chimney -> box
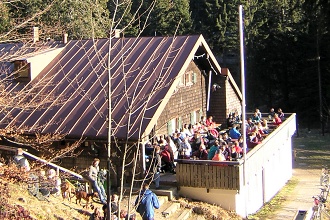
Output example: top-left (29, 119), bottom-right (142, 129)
top-left (33, 27), bottom-right (39, 43)
top-left (62, 33), bottom-right (68, 44)
top-left (114, 29), bottom-right (121, 38)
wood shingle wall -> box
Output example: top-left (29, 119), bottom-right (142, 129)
top-left (155, 61), bottom-right (207, 135)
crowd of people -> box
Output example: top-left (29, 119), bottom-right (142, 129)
top-left (144, 107), bottom-right (286, 180)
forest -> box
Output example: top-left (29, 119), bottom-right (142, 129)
top-left (0, 0), bottom-right (329, 129)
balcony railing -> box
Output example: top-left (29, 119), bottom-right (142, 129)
top-left (176, 160), bottom-right (241, 190)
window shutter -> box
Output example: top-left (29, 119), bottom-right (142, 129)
top-left (178, 117), bottom-right (182, 130)
top-left (167, 120), bottom-right (172, 135)
top-left (190, 112), bottom-right (196, 125)
top-left (198, 109), bottom-right (203, 122)
top-left (192, 72), bottom-right (197, 83)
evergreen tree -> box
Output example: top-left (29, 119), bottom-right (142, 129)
top-left (108, 0), bottom-right (139, 36)
top-left (137, 0), bottom-right (192, 36)
top-left (190, 1), bottom-right (260, 76)
top-left (295, 0), bottom-right (330, 127)
top-left (42, 0), bottom-right (111, 39)
top-left (168, 0), bottom-right (193, 35)
top-left (2, 0), bottom-right (111, 41)
top-left (244, 0), bottom-right (306, 111)
top-left (0, 2), bottom-right (11, 37)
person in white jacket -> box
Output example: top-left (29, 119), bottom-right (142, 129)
top-left (89, 158), bottom-right (106, 204)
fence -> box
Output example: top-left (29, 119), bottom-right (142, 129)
top-left (176, 160), bottom-right (241, 190)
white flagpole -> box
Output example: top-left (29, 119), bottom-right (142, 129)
top-left (239, 5), bottom-right (247, 180)
top-left (239, 5), bottom-right (248, 217)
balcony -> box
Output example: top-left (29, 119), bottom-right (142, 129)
top-left (175, 113), bottom-right (296, 217)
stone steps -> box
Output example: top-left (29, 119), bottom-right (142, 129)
top-left (160, 202), bottom-right (180, 217)
top-left (170, 207), bottom-right (192, 220)
top-left (121, 172), bottom-right (195, 219)
top-left (186, 213), bottom-right (207, 220)
top-left (120, 192), bottom-right (195, 220)
top-left (153, 201), bottom-right (192, 220)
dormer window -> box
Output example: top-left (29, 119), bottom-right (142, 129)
top-left (13, 60), bottom-right (30, 81)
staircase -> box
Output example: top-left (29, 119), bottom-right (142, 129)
top-left (146, 173), bottom-right (207, 220)
top-left (151, 173), bottom-right (211, 219)
top-left (122, 172), bottom-right (203, 219)
top-left (153, 195), bottom-right (191, 220)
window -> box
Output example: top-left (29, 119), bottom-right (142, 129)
top-left (185, 71), bottom-right (193, 86)
top-left (197, 109), bottom-right (203, 122)
top-left (185, 71), bottom-right (191, 85)
top-left (178, 73), bottom-right (185, 87)
top-left (13, 60), bottom-right (30, 81)
top-left (176, 71), bottom-right (197, 89)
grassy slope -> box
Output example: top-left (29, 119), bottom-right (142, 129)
top-left (6, 181), bottom-right (96, 220)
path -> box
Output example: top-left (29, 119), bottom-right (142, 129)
top-left (273, 134), bottom-right (326, 220)
top-left (273, 167), bottom-right (320, 219)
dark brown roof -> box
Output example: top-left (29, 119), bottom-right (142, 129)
top-left (0, 35), bottom-right (224, 140)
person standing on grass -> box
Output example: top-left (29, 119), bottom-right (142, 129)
top-left (135, 183), bottom-right (160, 220)
top-left (97, 169), bottom-right (107, 200)
top-left (89, 158), bottom-right (106, 204)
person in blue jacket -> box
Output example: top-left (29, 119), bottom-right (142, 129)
top-left (229, 125), bottom-right (241, 139)
top-left (135, 183), bottom-right (160, 220)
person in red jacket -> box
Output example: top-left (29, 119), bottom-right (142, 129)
top-left (205, 116), bottom-right (219, 138)
top-left (232, 141), bottom-right (242, 157)
top-left (273, 113), bottom-right (282, 126)
top-left (159, 145), bottom-right (174, 173)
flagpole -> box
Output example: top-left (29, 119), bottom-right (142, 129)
top-left (239, 5), bottom-right (246, 179)
top-left (239, 5), bottom-right (248, 217)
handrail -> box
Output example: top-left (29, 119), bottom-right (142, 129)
top-left (244, 113), bottom-right (296, 159)
top-left (0, 145), bottom-right (83, 179)
top-left (175, 159), bottom-right (241, 166)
